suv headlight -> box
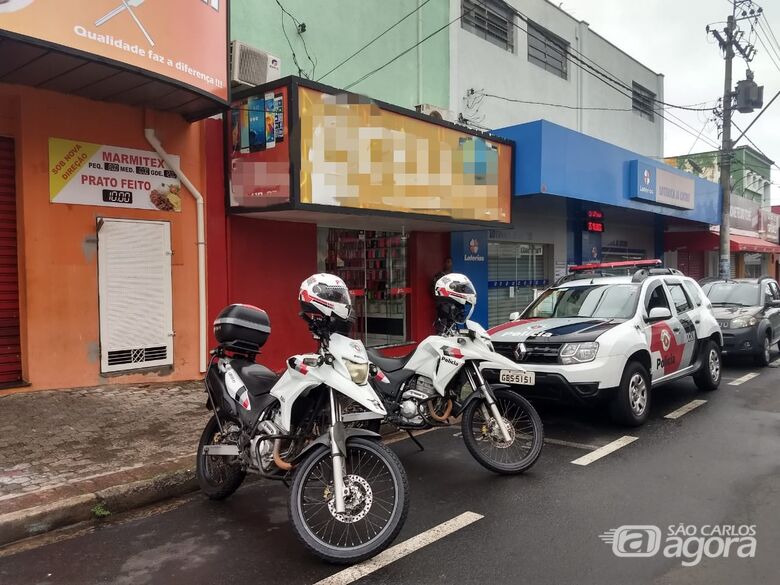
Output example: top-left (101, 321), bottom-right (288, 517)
top-left (730, 316), bottom-right (758, 329)
top-left (344, 360), bottom-right (369, 385)
top-left (560, 342), bottom-right (599, 364)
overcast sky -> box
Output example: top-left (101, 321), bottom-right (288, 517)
top-left (561, 0), bottom-right (780, 204)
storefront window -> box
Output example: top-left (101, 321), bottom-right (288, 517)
top-left (743, 253), bottom-right (764, 278)
top-left (317, 228), bottom-right (409, 347)
top-left (487, 241), bottom-right (551, 327)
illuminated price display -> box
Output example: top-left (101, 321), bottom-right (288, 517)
top-left (584, 209), bottom-right (604, 232)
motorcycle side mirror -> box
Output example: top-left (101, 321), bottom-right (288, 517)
top-left (509, 311), bottom-right (520, 321)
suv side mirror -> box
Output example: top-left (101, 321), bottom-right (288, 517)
top-left (509, 311), bottom-right (520, 321)
top-left (647, 307), bottom-right (672, 321)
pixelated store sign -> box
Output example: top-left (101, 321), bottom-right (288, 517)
top-left (298, 88), bottom-right (511, 223)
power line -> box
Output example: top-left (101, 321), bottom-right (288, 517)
top-left (479, 92), bottom-right (634, 111)
top-left (344, 5), bottom-right (471, 90)
top-left (754, 19), bottom-right (780, 72)
top-left (275, 0), bottom-right (317, 79)
top-left (760, 12), bottom-right (780, 55)
top-left (318, 0), bottom-right (433, 82)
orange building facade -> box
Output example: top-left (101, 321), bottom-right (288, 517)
top-left (0, 0), bottom-right (228, 393)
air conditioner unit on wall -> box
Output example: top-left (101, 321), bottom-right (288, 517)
top-left (415, 104), bottom-right (457, 123)
top-left (231, 41), bottom-right (281, 88)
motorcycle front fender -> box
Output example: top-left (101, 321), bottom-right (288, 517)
top-left (290, 424), bottom-right (381, 464)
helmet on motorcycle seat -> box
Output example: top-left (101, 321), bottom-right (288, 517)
top-left (434, 273), bottom-right (476, 324)
top-left (299, 273), bottom-right (352, 322)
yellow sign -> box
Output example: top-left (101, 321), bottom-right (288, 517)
top-left (49, 138), bottom-right (182, 211)
top-left (298, 88), bottom-right (512, 223)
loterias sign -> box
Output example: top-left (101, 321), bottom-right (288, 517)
top-left (629, 160), bottom-right (695, 210)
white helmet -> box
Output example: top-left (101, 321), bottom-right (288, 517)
top-left (434, 273), bottom-right (477, 323)
top-left (299, 273), bottom-right (352, 321)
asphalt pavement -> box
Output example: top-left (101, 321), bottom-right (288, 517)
top-left (1, 355), bottom-right (778, 585)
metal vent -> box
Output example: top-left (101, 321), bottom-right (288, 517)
top-left (231, 41), bottom-right (281, 87)
top-left (107, 346), bottom-right (168, 367)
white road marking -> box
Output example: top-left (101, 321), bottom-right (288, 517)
top-left (452, 432), bottom-right (463, 437)
top-left (664, 399), bottom-right (708, 420)
top-left (728, 372), bottom-right (760, 386)
top-left (544, 437), bottom-right (599, 451)
top-left (571, 436), bottom-right (638, 466)
top-left (313, 511), bottom-right (484, 585)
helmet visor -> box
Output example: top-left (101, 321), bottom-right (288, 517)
top-left (313, 283), bottom-right (351, 307)
top-left (451, 281), bottom-right (476, 296)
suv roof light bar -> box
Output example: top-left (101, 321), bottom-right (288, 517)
top-left (569, 259), bottom-right (662, 273)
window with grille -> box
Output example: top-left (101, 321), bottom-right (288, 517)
top-left (527, 21), bottom-right (568, 79)
top-left (632, 82), bottom-right (655, 121)
top-left (462, 0), bottom-right (514, 52)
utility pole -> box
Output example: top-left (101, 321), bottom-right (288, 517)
top-left (709, 0), bottom-right (763, 279)
top-left (718, 14), bottom-right (735, 280)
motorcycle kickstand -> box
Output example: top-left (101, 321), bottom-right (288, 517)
top-left (406, 430), bottom-right (425, 452)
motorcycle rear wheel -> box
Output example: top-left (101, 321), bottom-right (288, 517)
top-left (196, 415), bottom-right (246, 500)
top-left (461, 389), bottom-right (544, 474)
top-left (289, 437), bottom-right (409, 564)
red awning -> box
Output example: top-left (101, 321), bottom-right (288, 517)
top-left (730, 234), bottom-right (780, 253)
top-left (665, 231), bottom-right (780, 254)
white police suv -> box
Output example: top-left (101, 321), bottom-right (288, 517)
top-left (488, 262), bottom-right (723, 426)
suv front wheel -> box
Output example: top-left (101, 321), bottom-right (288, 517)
top-left (610, 361), bottom-right (651, 426)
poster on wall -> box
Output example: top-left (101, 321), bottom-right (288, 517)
top-left (298, 87), bottom-right (512, 223)
top-left (0, 0), bottom-right (228, 100)
top-left (230, 87), bottom-right (290, 208)
top-left (49, 138), bottom-right (182, 212)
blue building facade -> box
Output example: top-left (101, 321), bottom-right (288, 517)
top-left (453, 120), bottom-right (722, 328)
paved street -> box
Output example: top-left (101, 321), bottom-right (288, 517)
top-left (1, 356), bottom-right (778, 585)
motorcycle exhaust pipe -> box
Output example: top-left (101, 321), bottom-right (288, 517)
top-left (273, 439), bottom-right (293, 471)
top-left (427, 398), bottom-right (453, 422)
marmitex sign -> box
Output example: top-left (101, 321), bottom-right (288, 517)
top-left (0, 0), bottom-right (227, 100)
top-left (629, 160), bottom-right (695, 210)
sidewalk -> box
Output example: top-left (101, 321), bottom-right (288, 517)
top-left (0, 382), bottom-right (210, 547)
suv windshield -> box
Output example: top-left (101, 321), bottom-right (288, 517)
top-left (522, 284), bottom-right (640, 319)
top-left (701, 282), bottom-right (759, 307)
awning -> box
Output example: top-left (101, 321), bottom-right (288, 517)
top-left (665, 230), bottom-right (780, 254)
top-left (730, 234), bottom-right (780, 253)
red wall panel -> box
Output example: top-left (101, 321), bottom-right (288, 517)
top-left (228, 216), bottom-right (317, 369)
top-left (205, 118), bottom-right (228, 350)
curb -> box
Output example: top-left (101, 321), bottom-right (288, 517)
top-left (0, 466), bottom-right (198, 548)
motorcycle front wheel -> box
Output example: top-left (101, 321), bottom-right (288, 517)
top-left (289, 437), bottom-right (409, 564)
top-left (461, 388), bottom-right (544, 475)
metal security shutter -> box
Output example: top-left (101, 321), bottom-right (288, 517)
top-left (488, 242), bottom-right (517, 328)
top-left (0, 138), bottom-right (21, 385)
top-left (688, 251), bottom-right (705, 280)
top-left (98, 219), bottom-right (173, 373)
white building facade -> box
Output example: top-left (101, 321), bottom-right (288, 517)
top-left (446, 0), bottom-right (665, 157)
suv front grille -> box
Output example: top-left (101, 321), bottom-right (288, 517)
top-left (494, 341), bottom-right (562, 364)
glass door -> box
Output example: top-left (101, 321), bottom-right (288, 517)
top-left (487, 241), bottom-right (550, 328)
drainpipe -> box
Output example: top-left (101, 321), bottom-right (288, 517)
top-left (144, 128), bottom-right (207, 373)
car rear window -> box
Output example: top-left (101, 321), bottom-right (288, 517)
top-left (682, 281), bottom-right (703, 307)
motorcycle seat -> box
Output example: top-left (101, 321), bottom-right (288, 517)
top-left (366, 348), bottom-right (416, 373)
top-left (232, 359), bottom-right (278, 397)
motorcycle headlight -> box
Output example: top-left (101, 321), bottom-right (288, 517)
top-left (344, 359), bottom-right (369, 385)
top-left (560, 342), bottom-right (599, 364)
top-left (730, 316), bottom-right (758, 329)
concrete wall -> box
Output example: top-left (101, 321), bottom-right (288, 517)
top-left (450, 0), bottom-right (664, 157)
top-left (231, 0), bottom-right (450, 111)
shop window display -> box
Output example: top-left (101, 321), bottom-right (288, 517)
top-left (318, 228), bottom-right (409, 347)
